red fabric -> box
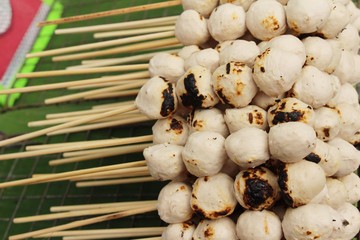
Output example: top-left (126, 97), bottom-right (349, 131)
top-left (0, 0), bottom-right (41, 80)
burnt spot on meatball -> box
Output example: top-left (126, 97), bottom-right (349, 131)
top-left (278, 163), bottom-right (295, 207)
top-left (271, 110), bottom-right (305, 125)
top-left (304, 152), bottom-right (321, 164)
top-left (169, 118), bottom-right (183, 135)
top-left (204, 226), bottom-right (214, 237)
top-left (160, 83), bottom-right (176, 117)
top-left (226, 63), bottom-right (231, 74)
top-left (180, 73), bottom-right (206, 108)
top-left (243, 178), bottom-right (274, 210)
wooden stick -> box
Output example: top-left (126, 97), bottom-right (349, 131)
top-left (0, 105), bottom-right (136, 148)
top-left (53, 38), bottom-right (179, 61)
top-left (0, 71), bottom-right (149, 95)
top-left (46, 101), bottom-right (133, 119)
top-left (46, 115), bottom-right (151, 136)
top-left (76, 176), bottom-right (157, 188)
top-left (0, 132), bottom-right (151, 160)
top-left (133, 237), bottom-right (162, 240)
top-left (27, 31), bottom-right (174, 58)
top-left (68, 166), bottom-right (149, 181)
top-left (29, 113), bottom-right (142, 127)
top-left (68, 79), bottom-right (147, 89)
top-left (45, 80), bottom-right (146, 104)
top-left (71, 171), bottom-right (150, 181)
top-left (0, 160), bottom-right (146, 188)
top-left (84, 89), bottom-right (139, 100)
top-left (14, 200), bottom-right (156, 223)
top-left (35, 227), bottom-right (164, 237)
top-left (94, 25), bottom-right (175, 39)
top-left (68, 50), bottom-right (177, 70)
top-left (49, 143), bottom-right (152, 166)
top-left (64, 233), bottom-right (162, 240)
top-left (55, 15), bottom-right (178, 35)
top-left (16, 64), bottom-right (148, 78)
top-left (50, 200), bottom-right (157, 213)
top-left (9, 205), bottom-right (157, 240)
top-left (38, 1), bottom-right (181, 26)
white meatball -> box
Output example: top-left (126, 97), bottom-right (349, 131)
top-left (176, 65), bottom-right (219, 109)
top-left (185, 48), bottom-right (220, 73)
top-left (285, 0), bottom-right (331, 34)
top-left (188, 108), bottom-right (229, 137)
top-left (191, 173), bottom-right (237, 219)
top-left (333, 50), bottom-right (356, 84)
top-left (332, 203), bottom-right (360, 240)
top-left (212, 62), bottom-right (257, 108)
top-left (291, 66), bottom-right (339, 108)
top-left (135, 76), bottom-right (177, 119)
top-left (282, 204), bottom-right (335, 240)
top-left (178, 45), bottom-right (201, 60)
top-left (266, 35), bottom-right (306, 62)
top-left (208, 4), bottom-right (246, 42)
top-left (152, 115), bottom-right (189, 146)
top-left (215, 40), bottom-right (235, 53)
top-left (321, 178), bottom-right (347, 209)
top-left (246, 0), bottom-right (286, 40)
top-left (162, 222), bottom-right (195, 240)
top-left (175, 10), bottom-right (210, 46)
top-left (251, 91), bottom-right (280, 110)
top-left (267, 97), bottom-right (315, 127)
top-left (336, 24), bottom-right (360, 54)
top-left (302, 37), bottom-right (333, 71)
top-left (328, 83), bottom-right (359, 108)
top-left (143, 144), bottom-right (186, 181)
top-left (225, 105), bottom-right (268, 133)
top-left (182, 131), bottom-right (227, 177)
top-left (317, 1), bottom-right (350, 39)
top-left (313, 107), bottom-right (340, 141)
top-left (157, 181), bottom-right (193, 223)
top-left (234, 167), bottom-right (280, 210)
top-left (278, 161), bottom-right (326, 207)
top-left (149, 53), bottom-right (185, 83)
top-left (225, 128), bottom-right (269, 168)
top-left (328, 137), bottom-right (360, 177)
top-left (322, 145), bottom-right (341, 177)
top-left (338, 173), bottom-right (360, 204)
top-left (253, 47), bottom-right (304, 97)
top-left (181, 0), bottom-right (219, 17)
top-left (236, 210), bottom-right (282, 240)
top-left (219, 40), bottom-right (260, 66)
top-left (325, 39), bottom-right (342, 74)
top-left (351, 54), bottom-right (360, 85)
top-left (269, 122), bottom-right (317, 163)
top-left (193, 218), bottom-right (238, 240)
top-left (336, 103), bottom-right (360, 142)
top-left (219, 0), bottom-right (255, 11)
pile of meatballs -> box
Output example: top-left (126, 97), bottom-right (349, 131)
top-left (135, 0), bottom-right (360, 239)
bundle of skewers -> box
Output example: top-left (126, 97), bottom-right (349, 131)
top-left (1, 0), bottom-right (360, 239)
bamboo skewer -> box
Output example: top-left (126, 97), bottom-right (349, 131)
top-left (35, 227), bottom-right (164, 237)
top-left (0, 71), bottom-right (149, 95)
top-left (0, 160), bottom-right (146, 188)
top-left (64, 233), bottom-right (162, 240)
top-left (27, 31), bottom-right (174, 58)
top-left (68, 79), bottom-right (147, 89)
top-left (14, 200), bottom-right (156, 223)
top-left (0, 134), bottom-right (152, 160)
top-left (84, 89), bottom-right (139, 100)
top-left (9, 205), bottom-right (157, 240)
top-left (55, 15), bottom-right (178, 35)
top-left (16, 64), bottom-right (148, 78)
top-left (92, 101), bottom-right (133, 109)
top-left (133, 237), bottom-right (162, 240)
top-left (76, 176), bottom-right (157, 188)
top-left (0, 105), bottom-right (137, 148)
top-left (48, 142), bottom-right (152, 166)
top-left (71, 171), bottom-right (150, 181)
top-left (45, 80), bottom-right (147, 104)
top-left (68, 50), bottom-right (178, 70)
top-left (38, 1), bottom-right (181, 26)
top-left (53, 38), bottom-right (179, 61)
top-left (69, 167), bottom-right (149, 181)
top-left (94, 25), bottom-right (175, 39)
top-left (51, 200), bottom-right (157, 212)
top-left (46, 115), bottom-right (151, 136)
top-left (28, 112), bottom-right (142, 127)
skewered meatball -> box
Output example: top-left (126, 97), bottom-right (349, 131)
top-left (193, 218), bottom-right (238, 240)
top-left (152, 115), bottom-right (189, 146)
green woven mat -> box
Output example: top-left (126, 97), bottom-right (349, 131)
top-left (0, 0), bottom-right (181, 239)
